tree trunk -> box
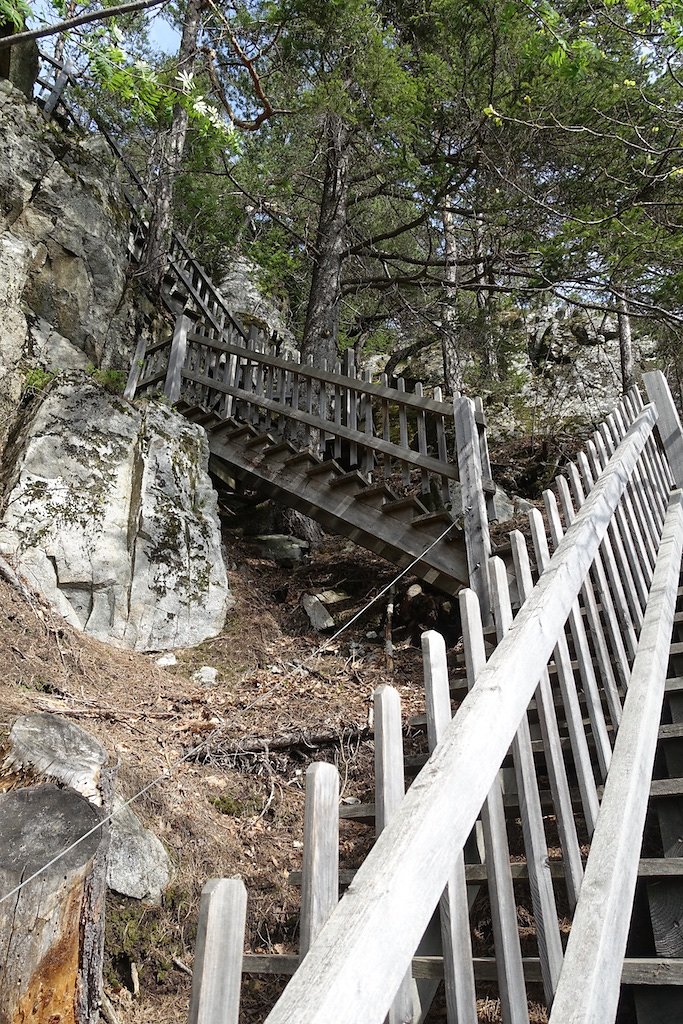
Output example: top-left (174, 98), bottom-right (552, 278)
top-left (441, 201), bottom-right (464, 396)
top-left (141, 0), bottom-right (201, 290)
top-left (300, 113), bottom-right (351, 368)
top-left (617, 296), bottom-right (635, 393)
top-left (0, 785), bottom-right (105, 1024)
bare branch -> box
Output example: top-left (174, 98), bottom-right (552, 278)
top-left (0, 0), bottom-right (167, 50)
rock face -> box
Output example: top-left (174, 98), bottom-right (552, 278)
top-left (0, 79), bottom-right (155, 457)
top-left (0, 375), bottom-right (233, 651)
top-left (218, 254), bottom-right (295, 354)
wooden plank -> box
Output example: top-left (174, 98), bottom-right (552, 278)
top-left (548, 491), bottom-right (683, 1024)
top-left (489, 558), bottom-right (564, 1002)
top-left (600, 420), bottom-right (653, 593)
top-left (185, 331), bottom-right (473, 420)
top-left (611, 408), bottom-right (659, 571)
top-left (460, 590), bottom-right (529, 1024)
top-left (623, 391), bottom-right (667, 527)
top-left (644, 370), bottom-right (683, 488)
top-left (374, 685), bottom-right (415, 1024)
top-left (528, 508), bottom-right (600, 834)
top-left (182, 369), bottom-right (461, 482)
top-left (165, 313), bottom-right (191, 403)
top-left (455, 396), bottom-right (492, 626)
top-left (124, 334), bottom-right (148, 401)
top-left (556, 474), bottom-right (623, 729)
top-left (300, 763), bottom-right (340, 957)
top-left (421, 632), bottom-right (477, 1024)
top-left (571, 451), bottom-right (637, 669)
top-left (509, 531), bottom-right (583, 911)
top-left (189, 878), bottom-right (247, 1024)
top-left (544, 489), bottom-right (613, 781)
top-left (475, 397), bottom-right (497, 522)
top-left (262, 407), bottom-right (656, 1024)
top-left (585, 437), bottom-right (644, 634)
top-left (244, 954), bottom-right (683, 985)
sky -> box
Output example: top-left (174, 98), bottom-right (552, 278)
top-left (29, 1), bottom-right (181, 56)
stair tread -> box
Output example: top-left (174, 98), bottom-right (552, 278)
top-left (382, 495), bottom-right (430, 516)
top-left (245, 431), bottom-right (276, 449)
top-left (260, 441), bottom-right (298, 459)
top-left (329, 470), bottom-right (367, 490)
top-left (307, 459), bottom-right (343, 478)
top-left (411, 510), bottom-right (455, 529)
top-left (354, 482), bottom-right (397, 503)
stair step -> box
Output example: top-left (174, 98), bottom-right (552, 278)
top-left (260, 441), bottom-right (298, 461)
top-left (245, 431), bottom-right (276, 449)
top-left (411, 510), bottom-right (456, 531)
top-left (354, 483), bottom-right (397, 504)
top-left (307, 459), bottom-right (343, 478)
top-left (670, 641), bottom-right (683, 656)
top-left (658, 723), bottom-right (683, 740)
top-left (284, 450), bottom-right (320, 470)
top-left (329, 471), bottom-right (367, 491)
top-left (666, 676), bottom-right (683, 694)
top-left (382, 496), bottom-right (430, 517)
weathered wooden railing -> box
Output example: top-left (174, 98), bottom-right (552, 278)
top-left (189, 372), bottom-right (683, 1024)
top-left (128, 313), bottom-right (494, 503)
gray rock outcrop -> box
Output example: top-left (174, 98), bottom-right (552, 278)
top-left (0, 375), bottom-right (233, 651)
top-left (0, 79), bottom-right (155, 457)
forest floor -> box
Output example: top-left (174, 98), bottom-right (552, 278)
top-left (0, 490), bottom-right (556, 1023)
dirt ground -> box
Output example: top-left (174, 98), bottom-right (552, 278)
top-left (0, 525), bottom-right (550, 1024)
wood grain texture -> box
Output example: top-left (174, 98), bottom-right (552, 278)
top-left (454, 396), bottom-right (492, 626)
top-left (548, 491), bottom-right (683, 1024)
top-left (189, 878), bottom-right (247, 1024)
top-left (421, 631), bottom-right (477, 1024)
top-left (644, 370), bottom-right (683, 489)
top-left (263, 407), bottom-right (656, 1024)
top-left (300, 763), bottom-right (340, 957)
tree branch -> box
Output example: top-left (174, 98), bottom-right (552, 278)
top-left (0, 0), bottom-right (167, 50)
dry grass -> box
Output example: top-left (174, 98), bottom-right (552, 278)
top-left (0, 531), bottom-right (551, 1024)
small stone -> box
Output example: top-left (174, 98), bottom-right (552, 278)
top-left (252, 534), bottom-right (309, 567)
top-left (107, 795), bottom-right (171, 904)
top-left (317, 590), bottom-right (349, 605)
top-left (193, 666), bottom-right (219, 687)
top-left (302, 593), bottom-right (334, 631)
top-left (155, 653), bottom-right (177, 668)
top-left (365, 630), bottom-right (378, 639)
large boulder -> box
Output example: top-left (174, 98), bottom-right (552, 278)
top-left (0, 375), bottom-right (233, 650)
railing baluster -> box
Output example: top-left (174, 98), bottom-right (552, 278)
top-left (345, 350), bottom-right (358, 469)
top-left (415, 383), bottom-right (429, 497)
top-left (397, 378), bottom-right (410, 487)
top-left (421, 632), bottom-right (477, 1024)
top-left (300, 763), bottom-right (340, 957)
top-left (475, 396), bottom-right (496, 521)
top-left (489, 556), bottom-right (564, 1002)
top-left (381, 373), bottom-right (392, 479)
top-left (189, 879), bottom-right (247, 1024)
top-left (433, 386), bottom-right (450, 506)
top-left (528, 509), bottom-right (600, 834)
top-left (374, 685), bottom-right (415, 1024)
top-left (544, 489), bottom-right (613, 781)
top-left (509, 531), bottom-right (584, 912)
top-left (566, 457), bottom-right (634, 683)
top-left (610, 409), bottom-right (659, 573)
top-left (459, 590), bottom-right (529, 1024)
top-left (556, 475), bottom-right (623, 729)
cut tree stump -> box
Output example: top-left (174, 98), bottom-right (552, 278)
top-left (0, 783), bottom-right (105, 1024)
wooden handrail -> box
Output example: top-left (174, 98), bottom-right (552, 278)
top-left (549, 489), bottom-right (683, 1023)
top-left (262, 405), bottom-right (657, 1024)
top-left (185, 331), bottom-right (471, 420)
top-left (181, 369), bottom-right (461, 482)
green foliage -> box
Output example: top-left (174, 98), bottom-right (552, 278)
top-left (23, 367), bottom-right (56, 394)
top-left (0, 0), bottom-right (31, 30)
top-left (87, 365), bottom-right (127, 394)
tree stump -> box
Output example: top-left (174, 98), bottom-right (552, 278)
top-left (0, 714), bottom-right (115, 1024)
top-left (0, 784), bottom-right (104, 1024)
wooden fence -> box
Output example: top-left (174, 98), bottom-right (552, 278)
top-left (189, 371), bottom-right (683, 1024)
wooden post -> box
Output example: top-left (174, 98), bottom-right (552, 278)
top-left (124, 335), bottom-right (148, 401)
top-left (459, 589), bottom-right (529, 1024)
top-left (374, 685), bottom-right (415, 1024)
top-left (43, 59), bottom-right (73, 118)
top-left (644, 369), bottom-right (683, 488)
top-left (189, 878), bottom-right (247, 1024)
top-left (421, 631), bottom-right (477, 1024)
top-left (0, 784), bottom-right (105, 1024)
top-left (509, 531), bottom-right (583, 912)
top-left (300, 764), bottom-right (340, 957)
top-left (165, 313), bottom-right (190, 404)
top-left (489, 556), bottom-right (564, 1003)
top-left (454, 396), bottom-right (492, 626)
top-left (548, 492), bottom-right (683, 1024)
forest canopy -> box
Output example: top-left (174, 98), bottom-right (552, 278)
top-left (2, 0), bottom-right (682, 395)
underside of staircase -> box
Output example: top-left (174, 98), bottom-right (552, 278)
top-left (180, 404), bottom-right (470, 596)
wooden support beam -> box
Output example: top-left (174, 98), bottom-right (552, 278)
top-left (189, 879), bottom-right (247, 1024)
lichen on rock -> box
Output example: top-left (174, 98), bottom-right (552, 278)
top-left (0, 374), bottom-right (233, 651)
